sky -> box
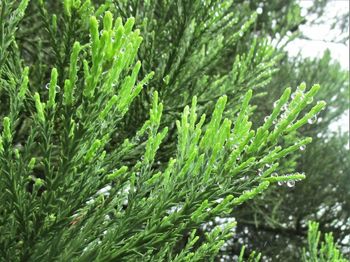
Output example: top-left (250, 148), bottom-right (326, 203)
top-left (284, 0), bottom-right (349, 134)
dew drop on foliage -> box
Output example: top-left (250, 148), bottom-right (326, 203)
top-left (264, 116), bottom-right (269, 122)
top-left (306, 96), bottom-right (314, 104)
top-left (299, 145), bottom-right (306, 151)
top-left (287, 180), bottom-right (295, 188)
top-left (45, 83), bottom-right (60, 92)
top-left (101, 122), bottom-right (107, 129)
top-left (308, 115), bottom-right (317, 124)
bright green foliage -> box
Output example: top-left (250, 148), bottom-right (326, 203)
top-left (233, 50), bottom-right (349, 260)
top-left (0, 10), bottom-right (323, 256)
top-left (112, 0), bottom-right (285, 136)
top-left (239, 246), bottom-right (261, 262)
top-left (0, 0), bottom-right (347, 261)
top-left (303, 221), bottom-right (347, 262)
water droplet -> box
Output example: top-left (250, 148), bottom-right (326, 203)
top-left (264, 116), bottom-right (269, 122)
top-left (306, 96), bottom-right (313, 104)
top-left (287, 180), bottom-right (295, 187)
top-left (271, 172), bottom-right (278, 177)
top-left (273, 101), bottom-right (279, 108)
top-left (265, 163), bottom-right (271, 168)
top-left (258, 168), bottom-right (263, 176)
top-left (256, 7), bottom-right (263, 14)
top-left (45, 83), bottom-right (60, 92)
top-left (291, 93), bottom-right (296, 99)
top-left (277, 181), bottom-right (283, 186)
top-left (282, 104), bottom-right (288, 111)
top-left (307, 115), bottom-right (317, 124)
top-left (101, 122), bottom-right (107, 129)
top-left (236, 157), bottom-right (240, 161)
top-left (299, 145), bottom-right (305, 151)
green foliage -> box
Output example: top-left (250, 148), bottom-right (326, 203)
top-left (111, 0), bottom-right (285, 137)
top-left (0, 0), bottom-right (347, 261)
top-left (238, 245), bottom-right (261, 262)
top-left (0, 0), bottom-right (29, 71)
top-left (232, 49), bottom-right (349, 261)
top-left (303, 221), bottom-right (347, 262)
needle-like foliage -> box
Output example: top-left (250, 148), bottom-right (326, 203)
top-left (0, 0), bottom-right (346, 261)
top-left (303, 221), bottom-right (347, 262)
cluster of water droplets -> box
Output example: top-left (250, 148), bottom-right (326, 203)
top-left (257, 163), bottom-right (272, 177)
top-left (275, 173), bottom-right (304, 188)
top-left (272, 88), bottom-right (319, 128)
top-left (166, 204), bottom-right (183, 215)
top-left (271, 100), bottom-right (290, 125)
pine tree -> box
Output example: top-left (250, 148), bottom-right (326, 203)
top-left (0, 0), bottom-right (347, 261)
